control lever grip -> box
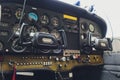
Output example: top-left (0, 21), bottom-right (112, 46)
top-left (32, 32), bottom-right (59, 49)
top-left (87, 32), bottom-right (113, 51)
top-left (19, 22), bottom-right (41, 46)
top-left (32, 29), bottom-right (67, 49)
top-left (59, 29), bottom-right (67, 48)
top-left (19, 23), bottom-right (67, 49)
top-left (19, 23), bottom-right (27, 44)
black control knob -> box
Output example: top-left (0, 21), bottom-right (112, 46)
top-left (58, 64), bottom-right (62, 69)
top-left (70, 55), bottom-right (76, 60)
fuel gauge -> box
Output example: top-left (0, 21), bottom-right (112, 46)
top-left (89, 23), bottom-right (95, 32)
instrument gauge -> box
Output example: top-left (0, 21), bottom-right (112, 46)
top-left (51, 17), bottom-right (59, 27)
top-left (81, 22), bottom-right (88, 31)
top-left (15, 8), bottom-right (24, 19)
top-left (89, 24), bottom-right (95, 32)
top-left (81, 33), bottom-right (87, 40)
top-left (51, 29), bottom-right (60, 39)
top-left (11, 38), bottom-right (26, 53)
top-left (28, 12), bottom-right (38, 22)
top-left (26, 26), bottom-right (37, 37)
top-left (40, 14), bottom-right (49, 25)
top-left (0, 42), bottom-right (3, 51)
top-left (40, 28), bottom-right (49, 33)
top-left (13, 24), bottom-right (20, 35)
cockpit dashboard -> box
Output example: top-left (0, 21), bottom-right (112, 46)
top-left (0, 1), bottom-right (112, 79)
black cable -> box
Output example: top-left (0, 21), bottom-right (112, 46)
top-left (8, 0), bottom-right (27, 42)
top-left (18, 0), bottom-right (27, 27)
top-left (19, 23), bottom-right (26, 44)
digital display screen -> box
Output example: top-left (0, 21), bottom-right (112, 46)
top-left (0, 31), bottom-right (8, 36)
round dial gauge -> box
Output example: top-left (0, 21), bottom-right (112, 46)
top-left (26, 26), bottom-right (37, 37)
top-left (15, 8), bottom-right (23, 19)
top-left (28, 12), bottom-right (38, 22)
top-left (40, 28), bottom-right (49, 33)
top-left (13, 24), bottom-right (21, 35)
top-left (81, 22), bottom-right (88, 31)
top-left (40, 14), bottom-right (49, 25)
top-left (11, 38), bottom-right (26, 53)
top-left (51, 17), bottom-right (59, 27)
top-left (51, 29), bottom-right (60, 39)
top-left (81, 33), bottom-right (87, 40)
top-left (89, 24), bottom-right (95, 32)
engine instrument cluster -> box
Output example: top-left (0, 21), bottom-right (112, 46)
top-left (80, 18), bottom-right (103, 54)
top-left (0, 3), bottom-right (66, 54)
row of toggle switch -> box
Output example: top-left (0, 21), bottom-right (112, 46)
top-left (1, 54), bottom-right (103, 72)
top-left (16, 61), bottom-right (53, 66)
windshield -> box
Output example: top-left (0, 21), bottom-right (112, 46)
top-left (59, 0), bottom-right (120, 38)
